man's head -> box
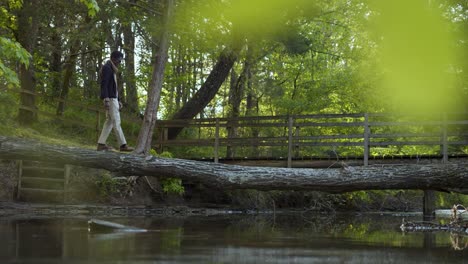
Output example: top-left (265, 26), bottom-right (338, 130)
top-left (110, 50), bottom-right (124, 66)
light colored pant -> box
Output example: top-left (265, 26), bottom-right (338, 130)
top-left (97, 98), bottom-right (127, 146)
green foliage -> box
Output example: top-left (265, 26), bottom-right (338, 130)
top-left (344, 191), bottom-right (371, 204)
top-left (149, 149), bottom-right (173, 158)
top-left (0, 92), bottom-right (17, 122)
top-left (95, 174), bottom-right (123, 198)
top-left (437, 192), bottom-right (468, 208)
top-left (0, 37), bottom-right (30, 87)
top-left (78, 0), bottom-right (100, 17)
top-left (160, 178), bottom-right (184, 195)
top-left (149, 149), bottom-right (184, 195)
top-left (338, 190), bottom-right (423, 211)
top-left (0, 2), bottom-right (30, 87)
top-left (370, 0), bottom-right (462, 114)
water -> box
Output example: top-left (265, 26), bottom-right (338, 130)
top-left (0, 213), bottom-right (466, 263)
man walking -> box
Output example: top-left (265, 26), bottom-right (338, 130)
top-left (97, 50), bottom-right (134, 152)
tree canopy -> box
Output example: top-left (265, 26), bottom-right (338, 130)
top-left (0, 0), bottom-right (466, 146)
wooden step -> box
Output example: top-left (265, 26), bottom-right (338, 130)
top-left (21, 176), bottom-right (65, 183)
top-left (17, 161), bottom-right (71, 203)
top-left (19, 187), bottom-right (65, 193)
top-left (22, 166), bottom-right (65, 172)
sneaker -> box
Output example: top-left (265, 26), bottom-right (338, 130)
top-left (97, 144), bottom-right (114, 151)
top-left (120, 144), bottom-right (134, 152)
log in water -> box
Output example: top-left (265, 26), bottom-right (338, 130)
top-left (88, 219), bottom-right (147, 233)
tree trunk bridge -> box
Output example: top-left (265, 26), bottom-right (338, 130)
top-left (1, 132), bottom-right (468, 195)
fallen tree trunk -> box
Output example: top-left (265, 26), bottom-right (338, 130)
top-left (1, 136), bottom-right (468, 194)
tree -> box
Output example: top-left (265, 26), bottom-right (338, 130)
top-left (226, 43), bottom-right (254, 157)
top-left (15, 0), bottom-right (41, 125)
top-left (122, 14), bottom-right (139, 114)
top-left (167, 44), bottom-right (241, 139)
top-left (134, 0), bottom-right (174, 154)
top-left (0, 1), bottom-right (30, 87)
top-left (0, 37), bottom-right (30, 87)
top-left (165, 0), bottom-right (321, 139)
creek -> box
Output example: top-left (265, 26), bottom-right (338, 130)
top-left (0, 212), bottom-right (466, 263)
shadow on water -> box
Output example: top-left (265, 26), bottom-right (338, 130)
top-left (0, 213), bottom-right (466, 263)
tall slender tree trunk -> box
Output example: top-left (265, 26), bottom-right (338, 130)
top-left (56, 39), bottom-right (80, 116)
top-left (244, 47), bottom-right (259, 156)
top-left (227, 45), bottom-right (254, 158)
top-left (49, 15), bottom-right (63, 101)
top-left (226, 69), bottom-right (238, 158)
top-left (82, 45), bottom-right (99, 99)
top-left (123, 20), bottom-right (139, 114)
top-left (134, 0), bottom-right (173, 155)
top-left (173, 44), bottom-right (184, 113)
top-left (16, 0), bottom-right (41, 125)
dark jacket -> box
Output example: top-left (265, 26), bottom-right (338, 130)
top-left (100, 61), bottom-right (119, 100)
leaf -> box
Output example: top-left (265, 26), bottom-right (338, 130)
top-left (78, 0), bottom-right (100, 17)
top-left (0, 60), bottom-right (20, 87)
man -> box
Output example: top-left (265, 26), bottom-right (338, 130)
top-left (97, 50), bottom-right (134, 152)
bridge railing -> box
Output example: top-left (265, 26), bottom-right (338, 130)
top-left (155, 113), bottom-right (468, 167)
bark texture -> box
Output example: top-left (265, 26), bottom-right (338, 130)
top-left (1, 136), bottom-right (468, 194)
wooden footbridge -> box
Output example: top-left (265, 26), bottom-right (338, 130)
top-left (154, 112), bottom-right (468, 167)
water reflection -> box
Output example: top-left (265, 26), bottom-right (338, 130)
top-left (0, 214), bottom-right (466, 263)
top-left (450, 234), bottom-right (468, 251)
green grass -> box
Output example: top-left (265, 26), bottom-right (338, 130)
top-left (0, 91), bottom-right (141, 149)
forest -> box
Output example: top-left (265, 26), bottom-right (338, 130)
top-left (0, 0), bottom-right (467, 209)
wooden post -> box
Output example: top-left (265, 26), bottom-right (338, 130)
top-left (16, 160), bottom-right (23, 200)
top-left (423, 190), bottom-right (436, 221)
top-left (214, 118), bottom-right (219, 163)
top-left (15, 222), bottom-right (19, 257)
top-left (363, 113), bottom-right (370, 166)
top-left (295, 126), bottom-right (300, 157)
top-left (287, 116), bottom-right (293, 168)
top-left (161, 127), bottom-right (168, 154)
